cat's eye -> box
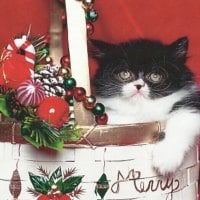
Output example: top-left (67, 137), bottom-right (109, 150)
top-left (117, 70), bottom-right (134, 82)
top-left (146, 73), bottom-right (163, 83)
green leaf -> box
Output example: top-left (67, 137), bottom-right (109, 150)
top-left (0, 94), bottom-right (10, 117)
top-left (61, 176), bottom-right (83, 194)
top-left (21, 116), bottom-right (64, 151)
top-left (49, 167), bottom-right (62, 185)
top-left (28, 172), bottom-right (51, 194)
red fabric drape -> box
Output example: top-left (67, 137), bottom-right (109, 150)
top-left (0, 0), bottom-right (200, 81)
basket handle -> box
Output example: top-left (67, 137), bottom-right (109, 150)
top-left (49, 0), bottom-right (63, 65)
top-left (65, 0), bottom-right (94, 126)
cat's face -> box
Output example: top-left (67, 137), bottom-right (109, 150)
top-left (92, 37), bottom-right (194, 100)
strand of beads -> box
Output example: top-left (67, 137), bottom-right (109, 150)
top-left (61, 0), bottom-right (98, 35)
top-left (59, 55), bottom-right (108, 125)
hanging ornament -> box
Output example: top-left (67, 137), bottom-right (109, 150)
top-left (16, 79), bottom-right (46, 106)
top-left (9, 169), bottom-right (22, 199)
top-left (95, 173), bottom-right (109, 199)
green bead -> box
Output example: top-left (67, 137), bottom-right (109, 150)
top-left (63, 77), bottom-right (76, 89)
top-left (92, 103), bottom-right (105, 116)
top-left (67, 98), bottom-right (74, 106)
top-left (86, 9), bottom-right (98, 22)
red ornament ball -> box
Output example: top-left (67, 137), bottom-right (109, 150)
top-left (65, 89), bottom-right (74, 100)
top-left (60, 55), bottom-right (70, 68)
top-left (17, 79), bottom-right (45, 106)
top-left (36, 96), bottom-right (70, 129)
top-left (73, 87), bottom-right (86, 102)
top-left (95, 113), bottom-right (108, 125)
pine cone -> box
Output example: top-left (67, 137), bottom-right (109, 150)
top-left (34, 65), bottom-right (66, 97)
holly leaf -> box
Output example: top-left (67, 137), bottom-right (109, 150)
top-left (28, 172), bottom-right (51, 194)
top-left (61, 176), bottom-right (83, 194)
top-left (49, 167), bottom-right (62, 185)
top-left (0, 94), bottom-right (10, 117)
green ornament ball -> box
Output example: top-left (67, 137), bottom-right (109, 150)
top-left (64, 77), bottom-right (76, 89)
top-left (92, 103), bottom-right (105, 116)
top-left (67, 97), bottom-right (74, 106)
top-left (86, 9), bottom-right (98, 22)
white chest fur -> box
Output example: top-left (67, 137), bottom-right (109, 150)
top-left (97, 89), bottom-right (189, 124)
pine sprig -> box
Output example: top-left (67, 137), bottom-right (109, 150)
top-left (37, 166), bottom-right (50, 178)
top-left (27, 187), bottom-right (41, 197)
top-left (21, 116), bottom-right (64, 150)
top-left (63, 168), bottom-right (77, 179)
top-left (71, 186), bottom-right (85, 199)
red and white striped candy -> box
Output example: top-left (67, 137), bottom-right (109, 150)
top-left (7, 35), bottom-right (36, 65)
top-left (17, 79), bottom-right (46, 106)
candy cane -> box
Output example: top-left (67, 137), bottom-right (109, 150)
top-left (7, 35), bottom-right (36, 65)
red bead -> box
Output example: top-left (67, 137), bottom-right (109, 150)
top-left (95, 113), bottom-right (108, 125)
top-left (65, 89), bottom-right (74, 99)
top-left (73, 87), bottom-right (86, 102)
top-left (61, 12), bottom-right (67, 25)
top-left (86, 22), bottom-right (94, 35)
top-left (60, 55), bottom-right (70, 68)
top-left (84, 95), bottom-right (96, 109)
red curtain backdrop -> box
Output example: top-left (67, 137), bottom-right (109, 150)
top-left (0, 0), bottom-right (200, 81)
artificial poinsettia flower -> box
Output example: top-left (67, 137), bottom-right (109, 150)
top-left (36, 96), bottom-right (70, 129)
top-left (37, 194), bottom-right (71, 200)
top-left (0, 50), bottom-right (34, 89)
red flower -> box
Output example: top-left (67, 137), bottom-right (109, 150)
top-left (0, 50), bottom-right (33, 89)
top-left (36, 96), bottom-right (70, 128)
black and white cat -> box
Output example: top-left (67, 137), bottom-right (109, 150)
top-left (91, 37), bottom-right (200, 175)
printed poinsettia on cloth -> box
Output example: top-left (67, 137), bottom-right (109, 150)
top-left (0, 33), bottom-right (108, 150)
top-left (28, 166), bottom-right (84, 200)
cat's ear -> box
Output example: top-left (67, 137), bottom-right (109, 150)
top-left (88, 39), bottom-right (114, 59)
top-left (169, 37), bottom-right (188, 62)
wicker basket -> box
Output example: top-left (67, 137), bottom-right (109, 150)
top-left (0, 0), bottom-right (198, 199)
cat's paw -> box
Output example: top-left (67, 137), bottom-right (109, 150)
top-left (152, 142), bottom-right (184, 176)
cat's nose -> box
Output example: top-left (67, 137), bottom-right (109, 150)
top-left (135, 84), bottom-right (142, 90)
